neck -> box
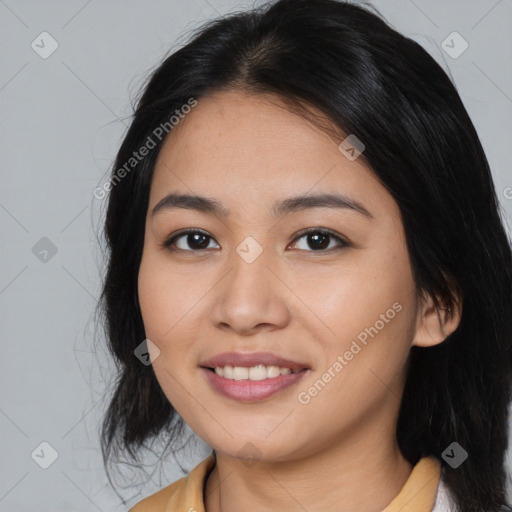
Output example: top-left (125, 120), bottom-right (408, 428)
top-left (204, 420), bottom-right (413, 512)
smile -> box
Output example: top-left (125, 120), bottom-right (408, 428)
top-left (211, 364), bottom-right (301, 380)
top-left (201, 368), bottom-right (310, 402)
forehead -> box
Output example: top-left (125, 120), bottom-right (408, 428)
top-left (149, 90), bottom-right (395, 220)
top-left (155, 89), bottom-right (344, 171)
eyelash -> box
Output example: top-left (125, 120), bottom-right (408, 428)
top-left (161, 227), bottom-right (349, 253)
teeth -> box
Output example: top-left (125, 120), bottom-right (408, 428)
top-left (233, 367), bottom-right (248, 380)
top-left (213, 364), bottom-right (299, 380)
top-left (249, 365), bottom-right (266, 380)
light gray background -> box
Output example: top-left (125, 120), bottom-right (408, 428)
top-left (1, 0), bottom-right (511, 510)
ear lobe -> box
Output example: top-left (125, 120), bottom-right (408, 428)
top-left (412, 289), bottom-right (462, 348)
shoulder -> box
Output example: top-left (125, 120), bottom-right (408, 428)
top-left (129, 476), bottom-right (187, 512)
top-left (129, 453), bottom-right (216, 512)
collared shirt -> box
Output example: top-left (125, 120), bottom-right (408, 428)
top-left (130, 452), bottom-right (454, 511)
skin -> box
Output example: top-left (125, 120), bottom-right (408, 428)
top-left (137, 89), bottom-right (461, 512)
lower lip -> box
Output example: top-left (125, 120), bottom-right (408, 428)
top-left (201, 367), bottom-right (309, 402)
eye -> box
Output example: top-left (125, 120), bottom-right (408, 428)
top-left (162, 229), bottom-right (219, 252)
top-left (289, 228), bottom-right (349, 252)
top-left (161, 227), bottom-right (349, 253)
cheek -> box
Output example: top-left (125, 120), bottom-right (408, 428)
top-left (295, 295), bottom-right (413, 434)
top-left (137, 249), bottom-right (196, 340)
top-left (137, 257), bottom-right (170, 340)
top-left (298, 254), bottom-right (414, 343)
top-left (137, 256), bottom-right (198, 413)
top-left (302, 246), bottom-right (416, 383)
top-left (137, 250), bottom-right (207, 384)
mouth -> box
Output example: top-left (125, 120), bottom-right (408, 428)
top-left (204, 364), bottom-right (305, 380)
top-left (199, 352), bottom-right (311, 402)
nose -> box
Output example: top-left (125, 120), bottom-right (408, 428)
top-left (208, 244), bottom-right (291, 336)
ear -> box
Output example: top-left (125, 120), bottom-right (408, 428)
top-left (412, 288), bottom-right (462, 348)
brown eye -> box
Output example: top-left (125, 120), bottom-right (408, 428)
top-left (290, 229), bottom-right (349, 252)
top-left (163, 229), bottom-right (219, 252)
top-left (162, 228), bottom-right (349, 253)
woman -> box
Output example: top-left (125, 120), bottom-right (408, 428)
top-left (97, 0), bottom-right (512, 510)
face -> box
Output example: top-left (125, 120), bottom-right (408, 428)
top-left (137, 89), bottom-right (429, 463)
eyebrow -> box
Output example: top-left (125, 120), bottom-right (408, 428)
top-left (151, 192), bottom-right (373, 219)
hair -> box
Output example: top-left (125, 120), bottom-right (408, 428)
top-left (96, 0), bottom-right (512, 509)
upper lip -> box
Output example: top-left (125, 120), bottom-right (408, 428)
top-left (200, 351), bottom-right (309, 372)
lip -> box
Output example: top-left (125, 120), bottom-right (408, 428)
top-left (199, 351), bottom-right (309, 372)
top-left (199, 352), bottom-right (311, 403)
top-left (201, 367), bottom-right (310, 402)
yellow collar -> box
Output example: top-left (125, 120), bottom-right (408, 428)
top-left (130, 453), bottom-right (441, 512)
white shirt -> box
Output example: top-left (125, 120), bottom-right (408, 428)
top-left (431, 472), bottom-right (456, 512)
